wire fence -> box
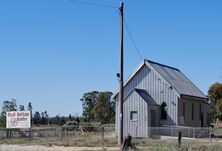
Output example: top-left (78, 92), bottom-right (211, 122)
top-left (0, 125), bottom-right (117, 147)
top-left (148, 126), bottom-right (212, 138)
top-left (0, 125), bottom-right (214, 149)
top-left (130, 127), bottom-right (213, 148)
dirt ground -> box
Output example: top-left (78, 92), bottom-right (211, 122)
top-left (0, 145), bottom-right (119, 151)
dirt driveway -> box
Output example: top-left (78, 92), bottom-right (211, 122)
top-left (0, 145), bottom-right (119, 151)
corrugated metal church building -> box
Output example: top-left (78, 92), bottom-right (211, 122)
top-left (114, 59), bottom-right (210, 138)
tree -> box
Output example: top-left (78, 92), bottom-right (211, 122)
top-left (19, 105), bottom-right (25, 111)
top-left (80, 91), bottom-right (115, 123)
top-left (53, 115), bottom-right (60, 125)
top-left (27, 102), bottom-right (33, 111)
top-left (44, 111), bottom-right (49, 125)
top-left (40, 112), bottom-right (46, 125)
top-left (94, 92), bottom-right (115, 123)
top-left (69, 114), bottom-right (72, 121)
top-left (76, 116), bottom-right (80, 124)
top-left (0, 99), bottom-right (17, 127)
top-left (0, 99), bottom-right (17, 138)
top-left (59, 116), bottom-right (66, 126)
top-left (217, 99), bottom-right (222, 112)
top-left (208, 83), bottom-right (222, 103)
top-left (33, 111), bottom-right (41, 125)
top-left (208, 82), bottom-right (222, 121)
top-left (81, 91), bottom-right (99, 122)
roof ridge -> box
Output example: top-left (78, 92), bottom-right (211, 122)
top-left (145, 59), bottom-right (180, 71)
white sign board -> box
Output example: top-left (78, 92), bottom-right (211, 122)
top-left (6, 111), bottom-right (31, 129)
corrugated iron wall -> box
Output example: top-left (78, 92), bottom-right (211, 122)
top-left (115, 63), bottom-right (180, 138)
top-left (123, 90), bottom-right (148, 137)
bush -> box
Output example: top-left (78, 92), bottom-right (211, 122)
top-left (63, 120), bottom-right (79, 131)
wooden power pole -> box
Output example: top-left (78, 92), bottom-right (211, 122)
top-left (119, 1), bottom-right (124, 145)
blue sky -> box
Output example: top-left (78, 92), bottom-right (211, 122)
top-left (0, 0), bottom-right (221, 116)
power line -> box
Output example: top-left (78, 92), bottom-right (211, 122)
top-left (123, 18), bottom-right (143, 61)
top-left (69, 0), bottom-right (118, 8)
top-left (68, 0), bottom-right (143, 61)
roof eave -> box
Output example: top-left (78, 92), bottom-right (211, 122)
top-left (113, 59), bottom-right (146, 99)
top-left (180, 94), bottom-right (209, 103)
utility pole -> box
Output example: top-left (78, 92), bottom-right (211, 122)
top-left (118, 1), bottom-right (124, 145)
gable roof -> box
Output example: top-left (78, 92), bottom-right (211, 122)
top-left (114, 59), bottom-right (207, 99)
top-left (146, 60), bottom-right (207, 99)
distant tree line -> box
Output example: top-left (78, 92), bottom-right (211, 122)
top-left (0, 90), bottom-right (115, 128)
top-left (0, 99), bottom-right (81, 127)
top-left (1, 83), bottom-right (222, 128)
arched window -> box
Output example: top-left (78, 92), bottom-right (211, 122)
top-left (161, 102), bottom-right (167, 120)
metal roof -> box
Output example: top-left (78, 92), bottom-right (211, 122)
top-left (146, 60), bottom-right (207, 99)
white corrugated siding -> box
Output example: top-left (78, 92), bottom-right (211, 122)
top-left (115, 63), bottom-right (180, 138)
top-left (123, 90), bottom-right (148, 138)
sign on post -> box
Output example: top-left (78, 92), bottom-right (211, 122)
top-left (6, 111), bottom-right (31, 129)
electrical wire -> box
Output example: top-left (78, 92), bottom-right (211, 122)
top-left (69, 0), bottom-right (118, 8)
top-left (69, 0), bottom-right (143, 61)
top-left (123, 18), bottom-right (143, 61)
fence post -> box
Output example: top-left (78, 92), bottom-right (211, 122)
top-left (29, 128), bottom-right (32, 141)
top-left (101, 126), bottom-right (104, 150)
top-left (53, 128), bottom-right (56, 137)
top-left (209, 127), bottom-right (212, 143)
top-left (170, 127), bottom-right (173, 143)
top-left (188, 128), bottom-right (190, 138)
top-left (193, 128), bottom-right (195, 138)
top-left (60, 126), bottom-right (63, 142)
top-left (136, 126), bottom-right (138, 138)
top-left (147, 127), bottom-right (149, 138)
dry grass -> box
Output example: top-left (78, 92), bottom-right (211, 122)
top-left (1, 128), bottom-right (222, 151)
top-left (0, 131), bottom-right (118, 148)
